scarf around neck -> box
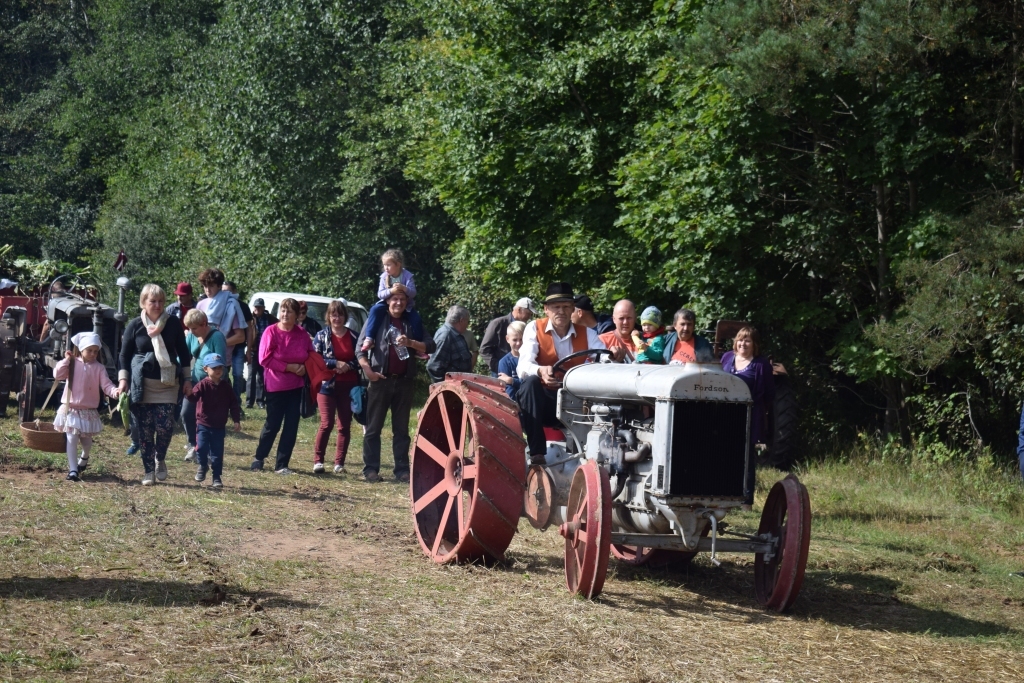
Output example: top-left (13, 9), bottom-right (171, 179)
top-left (144, 312), bottom-right (177, 386)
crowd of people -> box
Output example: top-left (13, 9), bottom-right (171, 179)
top-left (53, 249), bottom-right (772, 496)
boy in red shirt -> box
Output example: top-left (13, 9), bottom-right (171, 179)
top-left (190, 353), bottom-right (241, 488)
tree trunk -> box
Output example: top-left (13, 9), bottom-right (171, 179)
top-left (874, 180), bottom-right (900, 435)
top-left (874, 182), bottom-right (890, 320)
top-left (1014, 1), bottom-right (1021, 179)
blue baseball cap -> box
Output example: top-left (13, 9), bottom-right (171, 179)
top-left (202, 353), bottom-right (225, 368)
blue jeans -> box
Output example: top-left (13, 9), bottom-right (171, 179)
top-left (231, 345), bottom-right (245, 405)
top-left (1017, 403), bottom-right (1024, 480)
top-left (197, 424), bottom-right (226, 478)
top-left (181, 395), bottom-right (197, 448)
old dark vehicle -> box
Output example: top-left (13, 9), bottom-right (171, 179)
top-left (0, 276), bottom-right (130, 421)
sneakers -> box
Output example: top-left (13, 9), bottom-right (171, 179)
top-left (141, 471), bottom-right (155, 486)
top-left (66, 472), bottom-right (80, 482)
top-left (313, 462), bottom-right (325, 474)
top-left (275, 468), bottom-right (293, 475)
top-left (184, 446), bottom-right (196, 463)
top-left (396, 472), bottom-right (410, 483)
top-left (364, 470), bottom-right (380, 483)
top-left (333, 464), bottom-right (345, 474)
top-left (250, 460), bottom-right (264, 472)
top-left (76, 456), bottom-right (89, 473)
top-left (195, 466), bottom-right (208, 482)
top-left (155, 459), bottom-right (168, 481)
top-left (211, 477), bottom-right (223, 489)
top-left (126, 443), bottom-right (140, 455)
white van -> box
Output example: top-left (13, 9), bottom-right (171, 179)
top-left (248, 292), bottom-right (369, 335)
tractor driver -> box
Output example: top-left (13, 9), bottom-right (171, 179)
top-left (516, 282), bottom-right (626, 464)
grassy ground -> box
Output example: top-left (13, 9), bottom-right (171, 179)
top-left (1, 399), bottom-right (1023, 682)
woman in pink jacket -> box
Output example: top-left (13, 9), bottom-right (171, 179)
top-left (250, 298), bottom-right (314, 474)
top-left (53, 332), bottom-right (120, 481)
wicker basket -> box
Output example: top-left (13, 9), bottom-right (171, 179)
top-left (19, 421), bottom-right (67, 453)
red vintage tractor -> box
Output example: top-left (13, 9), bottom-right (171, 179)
top-left (406, 324), bottom-right (810, 611)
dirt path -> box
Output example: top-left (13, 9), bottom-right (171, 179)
top-left (2, 423), bottom-right (1023, 681)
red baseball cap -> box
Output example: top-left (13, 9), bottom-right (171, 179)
top-left (174, 282), bottom-right (193, 296)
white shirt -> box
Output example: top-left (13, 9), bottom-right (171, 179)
top-left (518, 318), bottom-right (606, 379)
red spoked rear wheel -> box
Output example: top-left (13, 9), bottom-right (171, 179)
top-left (410, 377), bottom-right (526, 564)
top-left (560, 460), bottom-right (612, 598)
top-left (754, 474), bottom-right (811, 612)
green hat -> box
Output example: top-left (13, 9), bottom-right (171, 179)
top-left (640, 305), bottom-right (662, 326)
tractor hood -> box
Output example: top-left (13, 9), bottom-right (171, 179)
top-left (562, 362), bottom-right (751, 403)
top-left (47, 293), bottom-right (116, 320)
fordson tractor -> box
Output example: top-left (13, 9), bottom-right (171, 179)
top-left (406, 331), bottom-right (811, 612)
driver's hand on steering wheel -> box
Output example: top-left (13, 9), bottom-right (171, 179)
top-left (537, 366), bottom-right (560, 389)
top-left (608, 347), bottom-right (627, 363)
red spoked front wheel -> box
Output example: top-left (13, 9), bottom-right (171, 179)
top-left (754, 474), bottom-right (811, 612)
top-left (560, 460), bottom-right (612, 598)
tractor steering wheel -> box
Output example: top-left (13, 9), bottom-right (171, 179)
top-left (551, 348), bottom-right (613, 377)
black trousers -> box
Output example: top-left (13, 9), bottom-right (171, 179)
top-left (516, 375), bottom-right (558, 457)
top-left (362, 376), bottom-right (415, 478)
top-left (254, 387), bottom-right (302, 470)
top-left (246, 359), bottom-right (266, 408)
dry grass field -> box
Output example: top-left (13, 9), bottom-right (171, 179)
top-left (2, 402), bottom-right (1024, 682)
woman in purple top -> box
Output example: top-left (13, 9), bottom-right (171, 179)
top-left (251, 298), bottom-right (314, 474)
top-left (721, 326), bottom-right (775, 504)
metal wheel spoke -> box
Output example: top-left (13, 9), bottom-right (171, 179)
top-left (413, 479), bottom-right (448, 514)
top-left (457, 490), bottom-right (465, 530)
top-left (577, 528), bottom-right (588, 545)
top-left (461, 463), bottom-right (477, 481)
top-left (416, 435), bottom-right (448, 467)
top-left (572, 498), bottom-right (587, 523)
top-left (432, 495), bottom-right (455, 556)
top-left (458, 408), bottom-right (469, 454)
top-left (574, 544), bottom-right (585, 572)
top-left (438, 393), bottom-right (457, 453)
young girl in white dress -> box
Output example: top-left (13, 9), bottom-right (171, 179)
top-left (53, 332), bottom-right (120, 481)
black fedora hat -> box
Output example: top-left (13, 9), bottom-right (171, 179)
top-left (543, 282), bottom-right (575, 305)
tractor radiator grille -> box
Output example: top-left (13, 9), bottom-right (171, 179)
top-left (669, 401), bottom-right (748, 497)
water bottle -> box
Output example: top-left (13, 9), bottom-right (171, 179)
top-left (389, 326), bottom-right (410, 360)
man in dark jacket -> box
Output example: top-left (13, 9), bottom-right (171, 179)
top-left (428, 306), bottom-right (474, 382)
top-left (480, 297), bottom-right (535, 376)
top-left (356, 290), bottom-right (436, 483)
top-left (223, 281), bottom-right (253, 409)
top-left (297, 300), bottom-right (323, 338)
top-left (571, 295), bottom-right (614, 334)
top-left (165, 282), bottom-right (195, 330)
top-left (663, 308), bottom-right (715, 363)
top-left (246, 298), bottom-right (277, 408)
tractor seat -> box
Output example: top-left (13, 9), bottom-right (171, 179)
top-left (543, 426), bottom-right (565, 442)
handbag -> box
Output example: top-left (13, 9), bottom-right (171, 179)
top-left (298, 375), bottom-right (317, 419)
top-left (350, 385), bottom-right (367, 425)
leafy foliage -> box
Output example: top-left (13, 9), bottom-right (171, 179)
top-left (4, 0), bottom-right (1024, 459)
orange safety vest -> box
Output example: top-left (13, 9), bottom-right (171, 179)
top-left (535, 318), bottom-right (589, 370)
